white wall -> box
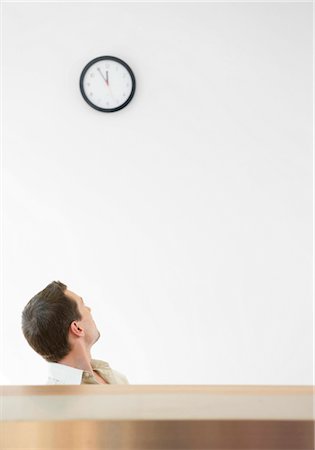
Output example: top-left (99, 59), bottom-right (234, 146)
top-left (2, 2), bottom-right (313, 385)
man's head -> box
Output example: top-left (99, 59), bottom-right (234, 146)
top-left (21, 281), bottom-right (100, 363)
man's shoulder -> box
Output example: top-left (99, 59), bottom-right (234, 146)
top-left (111, 368), bottom-right (129, 384)
top-left (91, 358), bottom-right (110, 370)
top-left (91, 359), bottom-right (129, 384)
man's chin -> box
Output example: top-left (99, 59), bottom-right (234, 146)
top-left (95, 330), bottom-right (101, 343)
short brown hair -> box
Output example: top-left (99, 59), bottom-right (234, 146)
top-left (21, 281), bottom-right (82, 363)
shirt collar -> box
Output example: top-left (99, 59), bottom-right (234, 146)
top-left (47, 359), bottom-right (111, 385)
top-left (47, 362), bottom-right (83, 385)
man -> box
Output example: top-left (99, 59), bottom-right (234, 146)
top-left (21, 281), bottom-right (128, 385)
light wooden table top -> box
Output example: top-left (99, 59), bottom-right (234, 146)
top-left (1, 385), bottom-right (314, 421)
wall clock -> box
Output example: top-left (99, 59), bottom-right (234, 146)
top-left (79, 56), bottom-right (136, 112)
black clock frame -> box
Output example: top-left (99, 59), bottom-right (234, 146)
top-left (79, 56), bottom-right (136, 113)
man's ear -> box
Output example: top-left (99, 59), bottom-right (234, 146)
top-left (69, 321), bottom-right (84, 336)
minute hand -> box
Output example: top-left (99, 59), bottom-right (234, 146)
top-left (97, 67), bottom-right (108, 85)
top-left (97, 67), bottom-right (118, 102)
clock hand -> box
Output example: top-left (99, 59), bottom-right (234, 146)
top-left (97, 67), bottom-right (118, 103)
top-left (97, 67), bottom-right (108, 85)
top-left (107, 86), bottom-right (119, 103)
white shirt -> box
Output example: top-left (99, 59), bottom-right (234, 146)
top-left (47, 359), bottom-right (129, 385)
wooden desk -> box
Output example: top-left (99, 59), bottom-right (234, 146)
top-left (1, 385), bottom-right (314, 449)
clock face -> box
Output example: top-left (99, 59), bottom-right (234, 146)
top-left (80, 56), bottom-right (136, 112)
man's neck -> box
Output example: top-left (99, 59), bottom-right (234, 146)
top-left (58, 347), bottom-right (94, 374)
